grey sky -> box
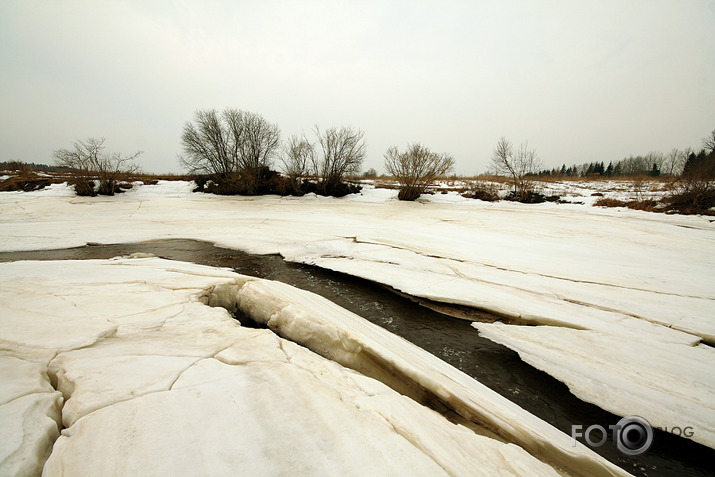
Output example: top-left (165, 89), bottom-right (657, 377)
top-left (1, 0), bottom-right (713, 175)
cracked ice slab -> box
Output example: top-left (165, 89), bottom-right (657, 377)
top-left (0, 182), bottom-right (711, 342)
top-left (228, 277), bottom-right (630, 476)
top-left (1, 182), bottom-right (712, 463)
top-left (1, 257), bottom-right (594, 476)
top-left (473, 323), bottom-right (715, 449)
top-left (0, 356), bottom-right (63, 476)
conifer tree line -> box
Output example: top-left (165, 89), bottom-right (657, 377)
top-left (535, 158), bottom-right (665, 178)
top-left (532, 132), bottom-right (715, 179)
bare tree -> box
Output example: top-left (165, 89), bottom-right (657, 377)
top-left (235, 110), bottom-right (281, 172)
top-left (703, 129), bottom-right (715, 153)
top-left (312, 125), bottom-right (366, 195)
top-left (384, 143), bottom-right (454, 201)
top-left (663, 148), bottom-right (691, 176)
top-left (280, 134), bottom-right (314, 191)
top-left (645, 151), bottom-right (664, 173)
top-left (53, 137), bottom-right (141, 196)
top-left (490, 137), bottom-right (542, 201)
top-left (179, 108), bottom-right (280, 182)
top-left (180, 110), bottom-right (231, 177)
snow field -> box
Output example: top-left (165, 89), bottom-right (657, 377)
top-left (0, 180), bottom-right (713, 456)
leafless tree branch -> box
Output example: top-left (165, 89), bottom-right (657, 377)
top-left (179, 109), bottom-right (281, 182)
top-left (490, 137), bottom-right (541, 200)
top-left (53, 137), bottom-right (141, 195)
top-left (312, 125), bottom-right (365, 194)
top-left (384, 143), bottom-right (454, 200)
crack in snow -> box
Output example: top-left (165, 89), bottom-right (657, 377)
top-left (48, 341), bottom-right (246, 431)
top-left (351, 237), bottom-right (710, 300)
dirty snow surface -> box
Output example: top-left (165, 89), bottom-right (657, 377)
top-left (0, 180), bottom-right (713, 464)
top-left (0, 257), bottom-right (629, 476)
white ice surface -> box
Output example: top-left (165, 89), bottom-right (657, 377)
top-left (0, 357), bottom-right (63, 476)
top-left (1, 257), bottom-right (617, 476)
top-left (0, 180), bottom-right (712, 450)
top-left (473, 323), bottom-right (715, 449)
top-left (222, 277), bottom-right (630, 476)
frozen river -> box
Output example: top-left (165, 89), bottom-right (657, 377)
top-left (1, 180), bottom-right (713, 475)
top-left (2, 239), bottom-right (712, 477)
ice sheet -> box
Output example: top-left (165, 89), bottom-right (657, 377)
top-left (0, 356), bottom-right (63, 476)
top-left (473, 323), bottom-right (715, 449)
top-left (1, 180), bottom-right (712, 453)
top-left (2, 257), bottom-right (600, 476)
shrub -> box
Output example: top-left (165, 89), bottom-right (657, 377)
top-left (194, 167), bottom-right (291, 196)
top-left (594, 198), bottom-right (627, 208)
top-left (465, 181), bottom-right (500, 201)
top-left (279, 135), bottom-right (313, 194)
top-left (384, 143), bottom-right (454, 201)
top-left (53, 137), bottom-right (141, 196)
top-left (505, 190), bottom-right (547, 203)
top-left (312, 125), bottom-right (366, 195)
top-left (0, 174), bottom-right (52, 192)
top-left (594, 198), bottom-right (659, 212)
top-left (490, 137), bottom-right (542, 201)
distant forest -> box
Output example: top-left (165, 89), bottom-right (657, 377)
top-left (532, 146), bottom-right (714, 179)
top-left (0, 161), bottom-right (69, 172)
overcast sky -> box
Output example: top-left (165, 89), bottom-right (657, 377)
top-left (1, 1), bottom-right (713, 175)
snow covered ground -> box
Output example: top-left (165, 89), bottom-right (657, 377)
top-left (0, 257), bottom-right (627, 476)
top-left (373, 177), bottom-right (672, 205)
top-left (0, 180), bottom-right (713, 455)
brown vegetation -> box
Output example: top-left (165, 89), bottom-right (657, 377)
top-left (384, 143), bottom-right (454, 201)
top-left (53, 137), bottom-right (142, 196)
top-left (593, 198), bottom-right (659, 211)
top-left (463, 181), bottom-right (500, 201)
top-left (0, 168), bottom-right (67, 192)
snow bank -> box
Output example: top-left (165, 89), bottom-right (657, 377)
top-left (2, 257), bottom-right (611, 476)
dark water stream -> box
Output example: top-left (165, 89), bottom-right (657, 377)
top-left (1, 239), bottom-right (712, 477)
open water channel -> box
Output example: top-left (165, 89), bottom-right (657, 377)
top-left (1, 239), bottom-right (712, 477)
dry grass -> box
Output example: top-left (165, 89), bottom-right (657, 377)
top-left (0, 169), bottom-right (70, 192)
top-left (593, 197), bottom-right (659, 212)
top-left (0, 165), bottom-right (196, 193)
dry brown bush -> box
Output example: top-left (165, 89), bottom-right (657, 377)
top-left (384, 143), bottom-right (454, 201)
top-left (53, 137), bottom-right (141, 196)
top-left (464, 181), bottom-right (501, 201)
top-left (594, 198), bottom-right (658, 211)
